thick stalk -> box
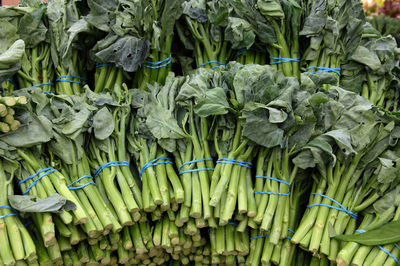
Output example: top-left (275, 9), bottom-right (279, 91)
top-left (190, 110), bottom-right (212, 219)
top-left (210, 120), bottom-right (243, 205)
top-left (155, 149), bottom-right (170, 211)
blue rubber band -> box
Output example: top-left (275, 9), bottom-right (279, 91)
top-left (270, 57), bottom-right (300, 65)
top-left (56, 75), bottom-right (86, 85)
top-left (378, 246), bottom-right (400, 265)
top-left (67, 175), bottom-right (96, 190)
top-left (179, 168), bottom-right (215, 175)
top-left (143, 54), bottom-right (172, 69)
top-left (254, 175), bottom-right (291, 196)
top-left (6, 78), bottom-right (16, 87)
top-left (93, 161), bottom-right (130, 179)
top-left (286, 229), bottom-right (295, 239)
top-left (24, 220), bottom-right (33, 227)
top-left (227, 222), bottom-right (238, 226)
top-left (235, 48), bottom-right (258, 59)
top-left (235, 48), bottom-right (247, 58)
top-left (251, 228), bottom-right (294, 240)
top-left (178, 158), bottom-right (214, 175)
top-left (197, 60), bottom-right (226, 69)
top-left (0, 206), bottom-right (17, 219)
top-left (306, 66), bottom-right (341, 76)
top-left (56, 79), bottom-right (83, 85)
top-left (19, 167), bottom-right (54, 186)
top-left (23, 168), bottom-right (58, 195)
top-left (216, 158), bottom-right (252, 168)
top-left (96, 63), bottom-right (114, 68)
top-left (250, 234), bottom-right (270, 240)
top-left (139, 157), bottom-right (173, 179)
top-left (58, 75), bottom-right (87, 81)
top-left (307, 193), bottom-right (357, 219)
top-left (42, 91), bottom-right (53, 94)
top-left (33, 82), bottom-right (53, 87)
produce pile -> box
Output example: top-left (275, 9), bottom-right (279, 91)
top-left (0, 0), bottom-right (400, 265)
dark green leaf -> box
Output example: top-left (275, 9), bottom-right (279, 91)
top-left (9, 193), bottom-right (77, 214)
top-left (334, 220), bottom-right (400, 245)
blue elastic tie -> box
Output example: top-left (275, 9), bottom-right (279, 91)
top-left (96, 63), bottom-right (114, 68)
top-left (307, 193), bottom-right (357, 219)
top-left (378, 246), bottom-right (400, 265)
top-left (93, 161), bottom-right (130, 179)
top-left (24, 220), bottom-right (33, 227)
top-left (6, 78), bottom-right (16, 87)
top-left (59, 75), bottom-right (87, 81)
top-left (56, 75), bottom-right (86, 85)
top-left (139, 157), bottom-right (173, 179)
top-left (235, 48), bottom-right (247, 58)
top-left (216, 158), bottom-right (252, 168)
top-left (143, 54), bottom-right (172, 69)
top-left (306, 66), bottom-right (341, 76)
top-left (250, 234), bottom-right (269, 240)
top-left (18, 167), bottom-right (54, 186)
top-left (56, 79), bottom-right (83, 85)
top-left (0, 205), bottom-right (17, 219)
top-left (67, 175), bottom-right (95, 190)
top-left (254, 176), bottom-right (291, 196)
top-left (286, 229), bottom-right (295, 239)
top-left (251, 228), bottom-right (294, 240)
top-left (235, 47), bottom-right (257, 59)
top-left (22, 168), bottom-right (58, 195)
top-left (270, 57), bottom-right (300, 64)
top-left (178, 158), bottom-right (214, 175)
top-left (42, 91), bottom-right (53, 94)
top-left (197, 60), bottom-right (226, 70)
top-left (227, 222), bottom-right (238, 226)
top-left (33, 82), bottom-right (53, 87)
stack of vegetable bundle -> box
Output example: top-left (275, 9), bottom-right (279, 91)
top-left (1, 0), bottom-right (400, 265)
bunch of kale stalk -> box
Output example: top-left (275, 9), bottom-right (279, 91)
top-left (0, 0), bottom-right (400, 265)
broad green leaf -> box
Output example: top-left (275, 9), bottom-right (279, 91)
top-left (1, 113), bottom-right (53, 147)
top-left (350, 46), bottom-right (381, 71)
top-left (334, 220), bottom-right (400, 245)
top-left (62, 109), bottom-right (91, 136)
top-left (145, 104), bottom-right (186, 140)
top-left (194, 87), bottom-right (230, 117)
top-left (92, 107), bottom-right (114, 140)
top-left (9, 193), bottom-right (77, 214)
top-left (93, 35), bottom-right (150, 72)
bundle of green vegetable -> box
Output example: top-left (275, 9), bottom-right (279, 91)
top-left (368, 14), bottom-right (400, 45)
top-left (291, 87), bottom-right (400, 260)
top-left (1, 0), bottom-right (400, 265)
top-left (340, 30), bottom-right (400, 111)
top-left (228, 0), bottom-right (302, 78)
top-left (46, 0), bottom-right (89, 95)
top-left (300, 0), bottom-right (365, 83)
top-left (336, 184), bottom-right (400, 266)
top-left (0, 159), bottom-right (36, 265)
top-left (0, 1), bottom-right (54, 93)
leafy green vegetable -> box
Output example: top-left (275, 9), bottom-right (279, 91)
top-left (334, 221), bottom-right (400, 246)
